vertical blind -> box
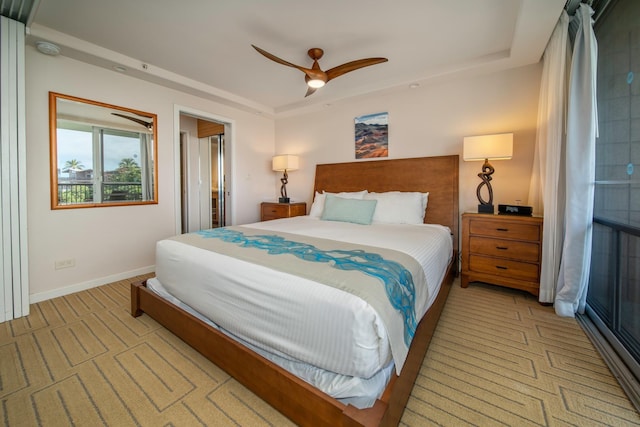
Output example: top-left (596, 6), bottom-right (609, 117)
top-left (0, 0), bottom-right (38, 25)
top-left (0, 15), bottom-right (29, 321)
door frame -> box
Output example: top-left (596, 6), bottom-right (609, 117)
top-left (173, 105), bottom-right (235, 235)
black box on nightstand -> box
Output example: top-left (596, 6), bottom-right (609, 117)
top-left (498, 204), bottom-right (532, 216)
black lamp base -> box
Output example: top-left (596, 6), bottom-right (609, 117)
top-left (477, 203), bottom-right (494, 214)
top-left (279, 197), bottom-right (290, 203)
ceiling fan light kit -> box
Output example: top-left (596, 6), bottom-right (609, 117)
top-left (252, 45), bottom-right (387, 97)
top-left (307, 79), bottom-right (326, 88)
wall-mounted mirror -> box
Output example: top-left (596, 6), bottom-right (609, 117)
top-left (49, 92), bottom-right (158, 209)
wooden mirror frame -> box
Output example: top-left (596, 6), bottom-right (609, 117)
top-left (49, 92), bottom-right (158, 209)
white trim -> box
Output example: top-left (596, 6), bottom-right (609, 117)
top-left (16, 17), bottom-right (29, 317)
top-left (28, 25), bottom-right (272, 117)
top-left (29, 265), bottom-right (155, 304)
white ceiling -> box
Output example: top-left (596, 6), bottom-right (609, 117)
top-left (25, 0), bottom-right (565, 117)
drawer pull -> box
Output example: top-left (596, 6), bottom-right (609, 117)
top-left (496, 246), bottom-right (508, 250)
top-left (496, 266), bottom-right (508, 270)
top-left (496, 228), bottom-right (509, 232)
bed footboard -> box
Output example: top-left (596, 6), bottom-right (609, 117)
top-left (129, 257), bottom-right (454, 427)
top-left (131, 280), bottom-right (387, 426)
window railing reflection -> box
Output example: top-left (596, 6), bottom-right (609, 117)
top-left (57, 182), bottom-right (144, 204)
top-left (50, 92), bottom-right (157, 209)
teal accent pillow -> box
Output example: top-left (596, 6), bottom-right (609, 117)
top-left (321, 195), bottom-right (378, 225)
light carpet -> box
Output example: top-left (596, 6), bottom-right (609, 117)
top-left (1, 274), bottom-right (638, 426)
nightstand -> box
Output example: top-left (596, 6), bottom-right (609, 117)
top-left (461, 212), bottom-right (543, 297)
top-left (260, 202), bottom-right (307, 221)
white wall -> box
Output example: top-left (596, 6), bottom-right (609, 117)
top-left (25, 45), bottom-right (542, 302)
top-left (275, 64), bottom-right (542, 216)
top-left (26, 48), bottom-right (275, 301)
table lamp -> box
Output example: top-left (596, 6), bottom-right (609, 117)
top-left (463, 133), bottom-right (513, 214)
top-left (272, 154), bottom-right (299, 203)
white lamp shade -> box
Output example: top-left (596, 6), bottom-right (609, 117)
top-left (463, 133), bottom-right (513, 161)
top-left (272, 154), bottom-right (299, 171)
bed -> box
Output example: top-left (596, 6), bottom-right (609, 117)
top-left (131, 155), bottom-right (459, 426)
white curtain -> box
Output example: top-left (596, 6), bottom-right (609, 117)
top-left (140, 133), bottom-right (153, 200)
top-left (0, 16), bottom-right (29, 321)
top-left (528, 11), bottom-right (570, 303)
top-left (555, 4), bottom-right (598, 316)
top-left (529, 4), bottom-right (598, 316)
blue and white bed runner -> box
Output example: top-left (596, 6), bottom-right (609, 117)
top-left (178, 225), bottom-right (427, 370)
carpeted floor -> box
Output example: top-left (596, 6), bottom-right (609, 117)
top-left (1, 274), bottom-right (639, 426)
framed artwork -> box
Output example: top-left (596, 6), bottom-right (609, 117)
top-left (355, 112), bottom-right (388, 159)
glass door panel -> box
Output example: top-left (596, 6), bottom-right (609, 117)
top-left (587, 0), bottom-right (640, 381)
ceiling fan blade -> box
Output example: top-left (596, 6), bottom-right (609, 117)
top-left (304, 86), bottom-right (318, 97)
top-left (252, 45), bottom-right (387, 98)
top-left (251, 45), bottom-right (311, 74)
top-left (326, 57), bottom-right (388, 82)
top-left (111, 113), bottom-right (153, 130)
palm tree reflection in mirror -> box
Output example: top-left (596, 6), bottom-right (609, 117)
top-left (63, 159), bottom-right (84, 180)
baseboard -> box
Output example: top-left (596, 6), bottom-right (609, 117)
top-left (30, 266), bottom-right (155, 304)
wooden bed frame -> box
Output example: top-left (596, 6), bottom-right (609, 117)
top-left (131, 155), bottom-right (459, 426)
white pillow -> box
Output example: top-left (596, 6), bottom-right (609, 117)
top-left (364, 191), bottom-right (428, 224)
top-left (308, 190), bottom-right (368, 218)
top-left (421, 192), bottom-right (429, 213)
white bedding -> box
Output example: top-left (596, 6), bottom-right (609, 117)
top-left (147, 278), bottom-right (396, 409)
top-left (152, 216), bottom-right (453, 379)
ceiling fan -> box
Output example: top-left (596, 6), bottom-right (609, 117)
top-left (111, 112), bottom-right (153, 130)
top-left (252, 45), bottom-right (388, 97)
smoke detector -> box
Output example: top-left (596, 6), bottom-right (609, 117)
top-left (35, 41), bottom-right (60, 56)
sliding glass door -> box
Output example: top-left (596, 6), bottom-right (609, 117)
top-left (588, 0), bottom-right (640, 380)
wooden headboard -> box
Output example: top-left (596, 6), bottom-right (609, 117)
top-left (314, 155), bottom-right (459, 254)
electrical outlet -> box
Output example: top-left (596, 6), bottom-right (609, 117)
top-left (54, 259), bottom-right (76, 270)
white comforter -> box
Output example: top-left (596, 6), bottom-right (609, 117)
top-left (151, 216), bottom-right (452, 379)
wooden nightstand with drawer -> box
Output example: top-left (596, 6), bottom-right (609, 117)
top-left (260, 202), bottom-right (307, 221)
top-left (461, 212), bottom-right (543, 297)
